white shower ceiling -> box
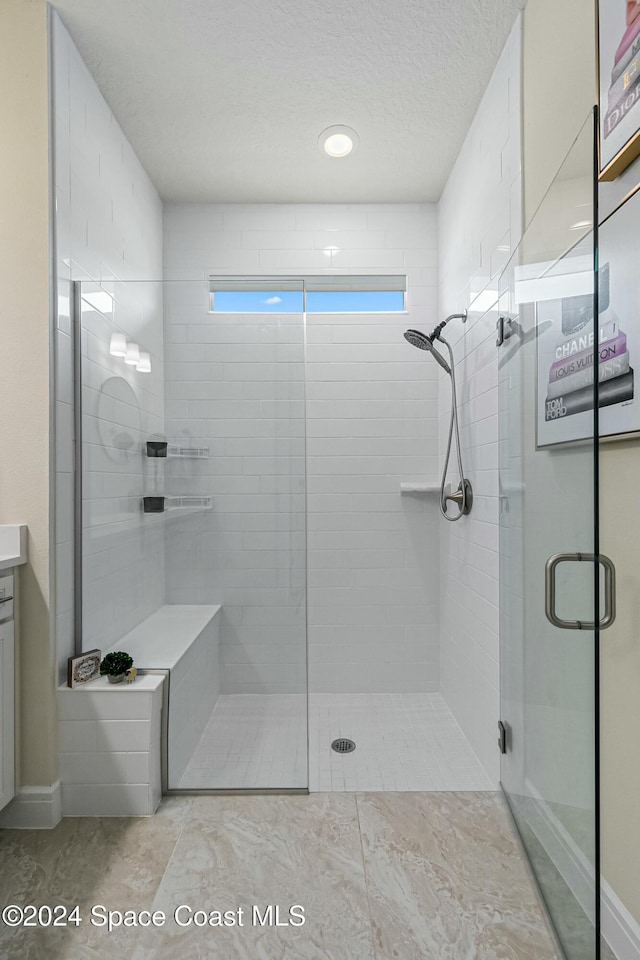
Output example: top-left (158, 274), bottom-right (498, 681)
top-left (51, 0), bottom-right (525, 203)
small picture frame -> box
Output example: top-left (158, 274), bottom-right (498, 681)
top-left (67, 649), bottom-right (101, 688)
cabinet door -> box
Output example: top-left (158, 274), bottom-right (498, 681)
top-left (0, 619), bottom-right (15, 812)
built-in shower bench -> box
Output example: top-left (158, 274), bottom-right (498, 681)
top-left (107, 604), bottom-right (221, 682)
top-left (58, 604), bottom-right (221, 816)
top-left (108, 604), bottom-right (222, 790)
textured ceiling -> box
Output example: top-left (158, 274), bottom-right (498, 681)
top-left (52, 0), bottom-right (525, 203)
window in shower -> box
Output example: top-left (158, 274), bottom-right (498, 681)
top-left (209, 275), bottom-right (407, 313)
top-left (211, 282), bottom-right (304, 313)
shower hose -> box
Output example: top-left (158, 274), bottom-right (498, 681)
top-left (437, 335), bottom-right (470, 522)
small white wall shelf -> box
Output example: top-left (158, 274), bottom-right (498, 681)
top-left (143, 496), bottom-right (213, 514)
top-left (167, 496), bottom-right (213, 511)
top-left (167, 445), bottom-right (210, 459)
top-left (145, 441), bottom-right (210, 459)
top-left (399, 482), bottom-right (440, 495)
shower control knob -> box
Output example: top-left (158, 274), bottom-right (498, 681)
top-left (444, 483), bottom-right (463, 505)
top-left (443, 480), bottom-right (473, 516)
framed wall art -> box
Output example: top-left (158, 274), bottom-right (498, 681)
top-left (535, 187), bottom-right (639, 447)
top-left (598, 0), bottom-right (640, 179)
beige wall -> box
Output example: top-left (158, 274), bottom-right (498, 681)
top-left (522, 0), bottom-right (596, 222)
top-left (0, 0), bottom-right (57, 788)
top-left (600, 444), bottom-right (640, 922)
top-left (523, 0), bottom-right (640, 927)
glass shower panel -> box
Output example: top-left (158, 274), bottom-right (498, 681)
top-left (77, 279), bottom-right (307, 792)
top-left (77, 280), bottom-right (166, 653)
top-left (498, 114), bottom-right (600, 960)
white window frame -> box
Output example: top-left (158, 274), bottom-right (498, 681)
top-left (209, 275), bottom-right (408, 314)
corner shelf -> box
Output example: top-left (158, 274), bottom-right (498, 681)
top-left (399, 482), bottom-right (440, 495)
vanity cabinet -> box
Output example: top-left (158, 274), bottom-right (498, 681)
top-left (0, 573), bottom-right (15, 813)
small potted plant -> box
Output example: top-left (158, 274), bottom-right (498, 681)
top-left (100, 651), bottom-right (134, 684)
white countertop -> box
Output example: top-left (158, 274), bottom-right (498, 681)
top-left (0, 525), bottom-right (27, 571)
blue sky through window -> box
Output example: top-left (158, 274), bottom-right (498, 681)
top-left (213, 290), bottom-right (303, 312)
top-left (212, 288), bottom-right (404, 313)
top-left (306, 290), bottom-right (404, 312)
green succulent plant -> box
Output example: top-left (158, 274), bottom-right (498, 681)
top-left (99, 651), bottom-right (134, 677)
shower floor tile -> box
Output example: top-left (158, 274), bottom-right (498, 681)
top-left (309, 692), bottom-right (495, 792)
top-left (179, 691), bottom-right (493, 792)
top-left (178, 694), bottom-right (307, 790)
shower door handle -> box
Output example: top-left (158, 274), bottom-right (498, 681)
top-left (544, 553), bottom-right (616, 630)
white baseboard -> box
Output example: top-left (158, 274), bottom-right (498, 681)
top-left (522, 779), bottom-right (640, 960)
top-left (0, 781), bottom-right (62, 829)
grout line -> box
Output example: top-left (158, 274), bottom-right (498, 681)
top-left (147, 796), bottom-right (195, 904)
top-left (125, 795), bottom-right (195, 954)
top-left (355, 793), bottom-right (380, 960)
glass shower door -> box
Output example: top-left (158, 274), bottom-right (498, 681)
top-left (498, 114), bottom-right (605, 959)
top-left (76, 278), bottom-right (308, 793)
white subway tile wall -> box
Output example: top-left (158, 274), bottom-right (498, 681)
top-left (161, 298), bottom-right (307, 696)
top-left (437, 17), bottom-right (522, 784)
top-left (163, 202), bottom-right (441, 694)
top-left (51, 11), bottom-right (524, 792)
top-left (52, 13), bottom-right (164, 676)
top-left (57, 674), bottom-right (164, 816)
top-left (79, 288), bottom-right (166, 651)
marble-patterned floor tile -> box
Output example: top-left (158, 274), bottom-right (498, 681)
top-left (131, 794), bottom-right (376, 960)
top-left (0, 797), bottom-right (192, 960)
top-left (0, 791), bottom-right (580, 960)
top-left (357, 791), bottom-right (563, 960)
top-left (509, 795), bottom-right (608, 960)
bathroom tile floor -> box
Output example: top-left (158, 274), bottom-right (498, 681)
top-left (309, 692), bottom-right (494, 792)
top-left (179, 692), bottom-right (494, 792)
top-left (0, 792), bottom-right (562, 960)
top-left (178, 693), bottom-right (307, 790)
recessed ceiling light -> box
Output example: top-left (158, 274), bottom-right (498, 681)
top-left (319, 125), bottom-right (359, 158)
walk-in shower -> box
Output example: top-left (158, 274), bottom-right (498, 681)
top-left (73, 276), bottom-right (496, 797)
top-left (404, 313), bottom-right (473, 520)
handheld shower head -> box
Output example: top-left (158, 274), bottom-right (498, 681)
top-left (403, 329), bottom-right (451, 374)
top-left (403, 328), bottom-right (432, 351)
top-left (403, 313), bottom-right (472, 523)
